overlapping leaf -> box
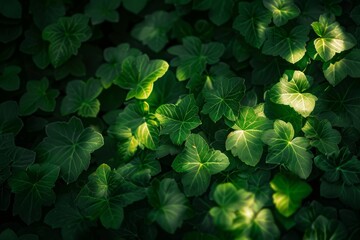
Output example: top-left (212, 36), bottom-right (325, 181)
top-left (192, 0), bottom-right (234, 26)
top-left (263, 0), bottom-right (300, 26)
top-left (85, 0), bottom-right (121, 24)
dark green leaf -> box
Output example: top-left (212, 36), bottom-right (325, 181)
top-left (85, 0), bottom-right (121, 25)
top-left (0, 65), bottom-right (21, 91)
top-left (0, 0), bottom-right (21, 19)
top-left (30, 0), bottom-right (65, 29)
top-left (0, 101), bottom-right (23, 135)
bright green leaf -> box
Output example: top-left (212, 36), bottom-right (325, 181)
top-left (114, 54), bottom-right (169, 100)
top-left (61, 78), bottom-right (103, 118)
top-left (311, 14), bottom-right (356, 61)
top-left (0, 65), bottom-right (21, 91)
top-left (268, 70), bottom-right (317, 118)
top-left (37, 117), bottom-right (104, 183)
top-left (262, 120), bottom-right (313, 179)
top-left (148, 178), bottom-right (190, 233)
top-left (172, 134), bottom-right (229, 196)
top-left (85, 0), bottom-right (121, 25)
top-left (155, 94), bottom-right (201, 145)
top-left (42, 14), bottom-right (92, 68)
top-left (270, 173), bottom-right (312, 217)
top-left (226, 107), bottom-right (273, 167)
top-left (19, 78), bottom-right (59, 116)
top-left (263, 0), bottom-right (300, 26)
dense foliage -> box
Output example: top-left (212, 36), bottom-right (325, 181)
top-left (1, 0), bottom-right (360, 239)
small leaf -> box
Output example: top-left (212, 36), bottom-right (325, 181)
top-left (37, 117), bottom-right (104, 183)
top-left (61, 78), bottom-right (103, 118)
top-left (270, 173), bottom-right (312, 217)
top-left (172, 134), bottom-right (229, 196)
top-left (0, 65), bottom-right (21, 91)
top-left (114, 54), bottom-right (169, 100)
top-left (42, 14), bottom-right (92, 68)
top-left (155, 94), bottom-right (201, 145)
top-left (263, 0), bottom-right (300, 26)
top-left (19, 78), bottom-right (59, 116)
top-left (85, 0), bottom-right (121, 25)
top-left (122, 0), bottom-right (148, 14)
top-left (148, 178), bottom-right (190, 233)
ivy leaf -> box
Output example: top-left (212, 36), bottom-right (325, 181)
top-left (262, 120), bottom-right (313, 179)
top-left (304, 215), bottom-right (347, 240)
top-left (85, 0), bottom-right (121, 25)
top-left (148, 178), bottom-right (190, 234)
top-left (96, 43), bottom-right (141, 88)
top-left (226, 106), bottom-right (273, 167)
top-left (202, 77), bottom-right (245, 122)
top-left (172, 134), bottom-right (229, 196)
top-left (19, 78), bottom-right (59, 116)
top-left (131, 11), bottom-right (177, 52)
top-left (311, 14), bottom-right (356, 61)
top-left (37, 117), bottom-right (104, 183)
top-left (168, 36), bottom-right (225, 81)
top-left (323, 49), bottom-right (360, 86)
top-left (114, 54), bottom-right (169, 100)
top-left (270, 173), bottom-right (312, 217)
top-left (155, 94), bottom-right (201, 145)
top-left (315, 148), bottom-right (360, 185)
top-left (0, 101), bottom-right (23, 135)
top-left (8, 164), bottom-right (60, 224)
top-left (77, 164), bottom-right (146, 229)
top-left (0, 0), bottom-right (21, 19)
top-left (267, 70), bottom-right (317, 118)
top-left (302, 118), bottom-right (341, 155)
top-left (263, 0), bottom-right (300, 26)
top-left (193, 0), bottom-right (234, 26)
top-left (262, 25), bottom-right (309, 64)
top-left (61, 78), bottom-right (103, 118)
top-left (42, 14), bottom-right (92, 68)
top-left (0, 65), bottom-right (21, 91)
top-left (233, 1), bottom-right (272, 48)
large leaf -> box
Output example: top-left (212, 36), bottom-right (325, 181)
top-left (155, 94), bottom-right (201, 145)
top-left (233, 1), bottom-right (272, 48)
top-left (168, 36), bottom-right (225, 81)
top-left (8, 164), bottom-right (60, 224)
top-left (226, 107), bottom-right (273, 167)
top-left (114, 54), bottom-right (169, 100)
top-left (61, 78), bottom-right (103, 117)
top-left (267, 70), bottom-right (317, 118)
top-left (270, 173), bottom-right (312, 217)
top-left (193, 0), bottom-right (234, 26)
top-left (85, 0), bottom-right (121, 25)
top-left (302, 117), bottom-right (341, 155)
top-left (42, 14), bottom-right (92, 68)
top-left (262, 120), bottom-right (313, 179)
top-left (311, 14), bottom-right (356, 61)
top-left (37, 117), bottom-right (104, 183)
top-left (202, 77), bottom-right (245, 122)
top-left (19, 78), bottom-right (59, 116)
top-left (172, 134), bottom-right (229, 196)
top-left (263, 0), bottom-right (300, 26)
top-left (262, 25), bottom-right (309, 64)
top-left (148, 178), bottom-right (190, 233)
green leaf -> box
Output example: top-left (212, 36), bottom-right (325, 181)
top-left (267, 70), bottom-right (317, 118)
top-left (233, 1), bottom-right (272, 48)
top-left (303, 215), bottom-right (347, 240)
top-left (85, 0), bottom-right (121, 24)
top-left (30, 0), bottom-right (66, 29)
top-left (311, 14), bottom-right (356, 61)
top-left (77, 164), bottom-right (146, 229)
top-left (262, 25), bottom-right (309, 64)
top-left (202, 77), bottom-right (245, 122)
top-left (42, 14), bottom-right (92, 68)
top-left (0, 228), bottom-right (38, 240)
top-left (262, 120), bottom-right (313, 179)
top-left (148, 178), bottom-right (190, 233)
top-left (270, 173), bottom-right (312, 217)
top-left (155, 94), bottom-right (201, 145)
top-left (351, 5), bottom-right (360, 25)
top-left (0, 101), bottom-right (23, 135)
top-left (315, 148), bottom-right (360, 185)
top-left (0, 0), bottom-right (21, 19)
top-left (302, 118), bottom-right (341, 155)
top-left (19, 78), bottom-right (59, 116)
top-left (96, 43), bottom-right (141, 88)
top-left (193, 0), bottom-right (234, 26)
top-left (8, 163), bottom-right (60, 224)
top-left (114, 54), bottom-right (169, 100)
top-left (37, 117), bottom-right (104, 183)
top-left (61, 78), bottom-right (103, 118)
top-left (251, 208), bottom-right (280, 240)
top-left (263, 0), bottom-right (300, 26)
top-left (131, 11), bottom-right (177, 52)
top-left (122, 0), bottom-right (148, 14)
top-left (250, 55), bottom-right (287, 85)
top-left (172, 134), bottom-right (229, 196)
top-left (323, 49), bottom-right (360, 86)
top-left (320, 181), bottom-right (360, 210)
top-left (0, 65), bottom-right (21, 91)
top-left (168, 36), bottom-right (225, 81)
top-left (226, 107), bottom-right (273, 167)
